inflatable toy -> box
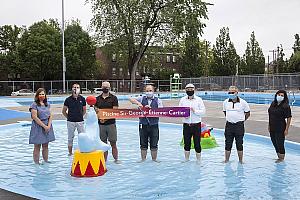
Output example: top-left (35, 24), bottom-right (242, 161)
top-left (71, 107), bottom-right (110, 177)
top-left (71, 149), bottom-right (107, 177)
top-left (78, 109), bottom-right (110, 152)
top-left (86, 95), bottom-right (97, 106)
top-left (180, 122), bottom-right (218, 149)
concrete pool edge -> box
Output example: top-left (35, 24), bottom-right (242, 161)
top-left (0, 185), bottom-right (48, 200)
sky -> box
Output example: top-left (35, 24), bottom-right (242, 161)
top-left (0, 0), bottom-right (299, 62)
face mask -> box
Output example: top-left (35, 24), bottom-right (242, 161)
top-left (73, 88), bottom-right (80, 95)
top-left (186, 90), bottom-right (194, 96)
top-left (145, 92), bottom-right (154, 98)
top-left (228, 93), bottom-right (237, 99)
top-left (276, 95), bottom-right (284, 102)
top-left (102, 88), bottom-right (109, 93)
top-left (39, 96), bottom-right (45, 101)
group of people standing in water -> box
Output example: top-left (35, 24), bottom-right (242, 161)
top-left (28, 82), bottom-right (292, 165)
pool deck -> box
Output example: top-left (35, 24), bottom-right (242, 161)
top-left (1, 98), bottom-right (300, 199)
top-left (2, 99), bottom-right (300, 142)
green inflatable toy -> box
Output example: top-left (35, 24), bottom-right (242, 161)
top-left (180, 130), bottom-right (218, 149)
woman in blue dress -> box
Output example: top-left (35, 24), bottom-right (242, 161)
top-left (29, 88), bottom-right (55, 164)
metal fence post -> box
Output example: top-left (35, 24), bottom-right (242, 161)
top-left (66, 81), bottom-right (69, 93)
top-left (33, 81), bottom-right (35, 92)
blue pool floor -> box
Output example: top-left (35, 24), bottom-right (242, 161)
top-left (0, 120), bottom-right (300, 199)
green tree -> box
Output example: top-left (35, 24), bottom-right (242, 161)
top-left (276, 45), bottom-right (287, 73)
top-left (182, 25), bottom-right (202, 77)
top-left (18, 20), bottom-right (61, 80)
top-left (288, 34), bottom-right (300, 72)
top-left (288, 51), bottom-right (300, 72)
top-left (0, 25), bottom-right (23, 75)
top-left (64, 21), bottom-right (97, 80)
top-left (293, 34), bottom-right (300, 53)
top-left (211, 27), bottom-right (239, 76)
top-left (88, 0), bottom-right (209, 91)
top-left (240, 31), bottom-right (265, 75)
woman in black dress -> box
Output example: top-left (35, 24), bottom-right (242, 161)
top-left (268, 90), bottom-right (292, 163)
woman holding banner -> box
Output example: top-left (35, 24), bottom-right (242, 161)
top-left (129, 85), bottom-right (163, 162)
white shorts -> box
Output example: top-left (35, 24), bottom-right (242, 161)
top-left (67, 121), bottom-right (85, 146)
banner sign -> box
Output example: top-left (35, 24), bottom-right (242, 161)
top-left (98, 107), bottom-right (190, 119)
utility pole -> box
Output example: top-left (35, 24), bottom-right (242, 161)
top-left (62, 0), bottom-right (66, 93)
top-left (205, 40), bottom-right (209, 76)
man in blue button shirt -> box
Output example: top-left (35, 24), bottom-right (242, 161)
top-left (129, 85), bottom-right (163, 162)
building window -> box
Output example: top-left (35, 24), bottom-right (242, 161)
top-left (119, 68), bottom-right (123, 72)
top-left (112, 54), bottom-right (116, 62)
top-left (136, 71), bottom-right (139, 76)
top-left (172, 55), bottom-right (176, 63)
top-left (112, 67), bottom-right (116, 75)
top-left (166, 55), bottom-right (171, 63)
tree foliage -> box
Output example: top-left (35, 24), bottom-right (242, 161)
top-left (181, 25), bottom-right (201, 77)
top-left (88, 0), bottom-right (209, 91)
top-left (293, 34), bottom-right (300, 53)
top-left (0, 25), bottom-right (23, 74)
top-left (240, 31), bottom-right (265, 75)
top-left (64, 20), bottom-right (97, 80)
top-left (288, 51), bottom-right (300, 72)
top-left (18, 20), bottom-right (61, 80)
top-left (210, 27), bottom-right (239, 76)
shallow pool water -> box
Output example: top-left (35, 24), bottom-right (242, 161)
top-left (0, 120), bottom-right (300, 199)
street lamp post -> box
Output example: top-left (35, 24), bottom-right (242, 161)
top-left (62, 0), bottom-right (66, 93)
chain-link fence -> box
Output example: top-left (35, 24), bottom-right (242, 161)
top-left (0, 73), bottom-right (299, 95)
top-left (181, 73), bottom-right (300, 92)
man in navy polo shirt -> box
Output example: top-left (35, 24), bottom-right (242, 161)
top-left (62, 83), bottom-right (86, 156)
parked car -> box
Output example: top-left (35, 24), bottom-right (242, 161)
top-left (93, 88), bottom-right (102, 94)
top-left (11, 89), bottom-right (34, 96)
top-left (81, 88), bottom-right (92, 94)
top-left (48, 89), bottom-right (58, 95)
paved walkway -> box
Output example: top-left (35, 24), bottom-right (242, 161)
top-left (1, 98), bottom-right (299, 199)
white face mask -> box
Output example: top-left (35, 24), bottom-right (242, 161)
top-left (276, 95), bottom-right (284, 102)
top-left (145, 91), bottom-right (154, 98)
top-left (73, 88), bottom-right (80, 95)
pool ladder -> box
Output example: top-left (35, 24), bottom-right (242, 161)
top-left (288, 91), bottom-right (296, 107)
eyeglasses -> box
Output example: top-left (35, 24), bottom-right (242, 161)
top-left (228, 92), bottom-right (235, 94)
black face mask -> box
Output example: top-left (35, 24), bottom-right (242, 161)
top-left (102, 88), bottom-right (109, 93)
top-left (186, 90), bottom-right (194, 96)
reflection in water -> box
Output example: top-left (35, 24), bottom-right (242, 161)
top-left (268, 163), bottom-right (291, 200)
top-left (224, 163), bottom-right (245, 200)
top-left (31, 163), bottom-right (59, 198)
